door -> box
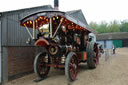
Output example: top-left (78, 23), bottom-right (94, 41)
top-left (113, 40), bottom-right (122, 48)
top-left (106, 40), bottom-right (113, 49)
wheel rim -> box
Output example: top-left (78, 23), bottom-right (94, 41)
top-left (93, 44), bottom-right (99, 66)
top-left (37, 54), bottom-right (50, 77)
top-left (69, 55), bottom-right (78, 80)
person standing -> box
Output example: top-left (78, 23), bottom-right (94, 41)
top-left (112, 45), bottom-right (116, 54)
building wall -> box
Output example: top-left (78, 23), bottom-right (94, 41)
top-left (1, 5), bottom-right (52, 46)
top-left (97, 40), bottom-right (113, 49)
top-left (8, 47), bottom-right (36, 77)
top-left (96, 32), bottom-right (128, 48)
top-left (122, 39), bottom-right (128, 47)
top-left (0, 14), bottom-right (27, 46)
top-left (0, 20), bottom-right (2, 83)
top-left (97, 39), bottom-right (128, 49)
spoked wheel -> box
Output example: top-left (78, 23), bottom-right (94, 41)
top-left (34, 52), bottom-right (50, 79)
top-left (86, 42), bottom-right (99, 69)
top-left (65, 52), bottom-right (78, 82)
top-left (93, 43), bottom-right (99, 66)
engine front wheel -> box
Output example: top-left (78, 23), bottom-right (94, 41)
top-left (34, 52), bottom-right (50, 79)
top-left (65, 52), bottom-right (78, 81)
top-left (86, 42), bottom-right (99, 69)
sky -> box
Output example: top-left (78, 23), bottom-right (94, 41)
top-left (0, 0), bottom-right (128, 23)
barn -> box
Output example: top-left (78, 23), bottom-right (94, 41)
top-left (0, 5), bottom-right (53, 83)
top-left (97, 32), bottom-right (128, 49)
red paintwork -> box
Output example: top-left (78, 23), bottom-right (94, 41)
top-left (34, 38), bottom-right (49, 47)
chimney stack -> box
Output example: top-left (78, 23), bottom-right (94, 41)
top-left (54, 0), bottom-right (59, 10)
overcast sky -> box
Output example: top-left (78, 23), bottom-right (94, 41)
top-left (0, 0), bottom-right (128, 23)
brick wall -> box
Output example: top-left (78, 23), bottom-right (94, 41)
top-left (8, 47), bottom-right (36, 77)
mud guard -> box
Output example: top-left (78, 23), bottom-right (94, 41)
top-left (34, 38), bottom-right (49, 47)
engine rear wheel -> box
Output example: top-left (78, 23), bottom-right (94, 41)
top-left (34, 52), bottom-right (50, 79)
top-left (86, 42), bottom-right (99, 69)
top-left (65, 52), bottom-right (78, 81)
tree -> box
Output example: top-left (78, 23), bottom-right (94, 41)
top-left (89, 20), bottom-right (128, 33)
top-left (89, 21), bottom-right (109, 33)
top-left (108, 20), bottom-right (120, 32)
top-left (120, 21), bottom-right (128, 32)
top-left (89, 22), bottom-right (98, 31)
top-left (98, 21), bottom-right (109, 33)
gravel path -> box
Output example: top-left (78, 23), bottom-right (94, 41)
top-left (5, 48), bottom-right (128, 85)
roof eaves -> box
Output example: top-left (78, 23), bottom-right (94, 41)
top-left (1, 5), bottom-right (53, 14)
top-left (66, 9), bottom-right (81, 14)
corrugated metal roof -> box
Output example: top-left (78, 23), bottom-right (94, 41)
top-left (97, 32), bottom-right (128, 40)
top-left (67, 9), bottom-right (88, 25)
top-left (1, 5), bottom-right (52, 14)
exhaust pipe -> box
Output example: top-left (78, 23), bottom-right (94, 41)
top-left (54, 0), bottom-right (59, 10)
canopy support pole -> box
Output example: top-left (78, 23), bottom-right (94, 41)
top-left (52, 18), bottom-right (64, 38)
top-left (25, 26), bottom-right (33, 39)
top-left (33, 21), bottom-right (35, 39)
top-left (50, 17), bottom-right (53, 38)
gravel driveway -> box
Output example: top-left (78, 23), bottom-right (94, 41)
top-left (5, 48), bottom-right (128, 85)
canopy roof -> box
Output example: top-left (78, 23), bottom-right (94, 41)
top-left (20, 7), bottom-right (97, 34)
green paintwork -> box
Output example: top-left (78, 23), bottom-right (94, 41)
top-left (113, 40), bottom-right (122, 48)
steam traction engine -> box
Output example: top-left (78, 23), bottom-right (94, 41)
top-left (20, 1), bottom-right (99, 81)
